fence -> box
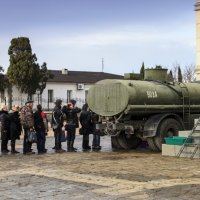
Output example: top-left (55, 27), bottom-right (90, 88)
top-left (6, 96), bottom-right (86, 111)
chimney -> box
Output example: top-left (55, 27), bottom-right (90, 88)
top-left (62, 68), bottom-right (68, 75)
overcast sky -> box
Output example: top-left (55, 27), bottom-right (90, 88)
top-left (0, 0), bottom-right (196, 75)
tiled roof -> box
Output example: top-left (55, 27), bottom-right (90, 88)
top-left (48, 70), bottom-right (124, 83)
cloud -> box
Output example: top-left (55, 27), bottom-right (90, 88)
top-left (30, 23), bottom-right (195, 49)
top-left (0, 22), bottom-right (195, 73)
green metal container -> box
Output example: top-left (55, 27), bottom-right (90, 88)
top-left (144, 68), bottom-right (168, 82)
top-left (87, 67), bottom-right (200, 151)
top-left (87, 79), bottom-right (200, 117)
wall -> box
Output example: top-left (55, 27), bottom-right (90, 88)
top-left (3, 82), bottom-right (93, 110)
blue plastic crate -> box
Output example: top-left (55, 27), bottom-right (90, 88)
top-left (164, 136), bottom-right (192, 145)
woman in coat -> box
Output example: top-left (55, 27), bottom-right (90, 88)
top-left (79, 103), bottom-right (93, 151)
top-left (0, 105), bottom-right (10, 153)
top-left (9, 105), bottom-right (22, 153)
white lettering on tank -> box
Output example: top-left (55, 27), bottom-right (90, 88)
top-left (146, 91), bottom-right (158, 98)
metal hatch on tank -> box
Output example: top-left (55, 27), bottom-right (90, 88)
top-left (87, 67), bottom-right (200, 151)
top-left (87, 79), bottom-right (129, 117)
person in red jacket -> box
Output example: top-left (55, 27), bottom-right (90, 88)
top-left (34, 104), bottom-right (47, 154)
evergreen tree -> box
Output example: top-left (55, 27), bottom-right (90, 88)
top-left (140, 62), bottom-right (145, 80)
top-left (7, 37), bottom-right (52, 99)
top-left (38, 62), bottom-right (54, 94)
top-left (167, 70), bottom-right (174, 82)
top-left (178, 66), bottom-right (183, 82)
top-left (0, 66), bottom-right (7, 93)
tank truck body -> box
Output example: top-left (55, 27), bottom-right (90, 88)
top-left (87, 68), bottom-right (200, 151)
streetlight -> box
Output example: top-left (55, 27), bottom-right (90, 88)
top-left (36, 89), bottom-right (40, 105)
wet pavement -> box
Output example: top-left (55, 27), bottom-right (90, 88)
top-left (0, 132), bottom-right (200, 200)
top-left (0, 134), bottom-right (120, 200)
top-left (12, 133), bottom-right (113, 154)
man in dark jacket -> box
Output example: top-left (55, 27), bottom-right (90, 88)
top-left (34, 104), bottom-right (46, 154)
top-left (20, 100), bottom-right (35, 155)
top-left (9, 105), bottom-right (22, 154)
top-left (91, 112), bottom-right (101, 150)
top-left (79, 103), bottom-right (93, 151)
top-left (62, 99), bottom-right (81, 152)
top-left (0, 105), bottom-right (10, 153)
top-left (52, 99), bottom-right (65, 153)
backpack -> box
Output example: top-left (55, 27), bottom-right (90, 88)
top-left (20, 106), bottom-right (28, 127)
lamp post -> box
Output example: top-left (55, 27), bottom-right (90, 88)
top-left (36, 89), bottom-right (40, 105)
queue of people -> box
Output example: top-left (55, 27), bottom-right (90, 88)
top-left (0, 99), bottom-right (101, 155)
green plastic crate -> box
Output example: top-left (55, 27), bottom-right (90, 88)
top-left (164, 136), bottom-right (193, 145)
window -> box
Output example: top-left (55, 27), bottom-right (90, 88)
top-left (85, 90), bottom-right (88, 102)
top-left (67, 90), bottom-right (72, 102)
top-left (36, 93), bottom-right (42, 105)
top-left (48, 90), bottom-right (54, 103)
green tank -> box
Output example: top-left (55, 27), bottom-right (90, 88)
top-left (87, 68), bottom-right (200, 151)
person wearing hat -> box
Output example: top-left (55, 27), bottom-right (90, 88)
top-left (52, 99), bottom-right (65, 153)
top-left (9, 105), bottom-right (22, 154)
top-left (0, 105), bottom-right (10, 153)
top-left (20, 100), bottom-right (35, 155)
top-left (79, 103), bottom-right (93, 151)
top-left (69, 99), bottom-right (80, 129)
top-left (62, 99), bottom-right (81, 152)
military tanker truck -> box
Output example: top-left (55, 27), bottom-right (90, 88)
top-left (87, 68), bottom-right (200, 151)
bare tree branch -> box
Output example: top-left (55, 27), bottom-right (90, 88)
top-left (183, 65), bottom-right (196, 83)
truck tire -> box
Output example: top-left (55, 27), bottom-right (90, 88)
top-left (111, 136), bottom-right (123, 149)
top-left (147, 138), bottom-right (160, 151)
top-left (154, 118), bottom-right (184, 151)
top-left (117, 131), bottom-right (141, 149)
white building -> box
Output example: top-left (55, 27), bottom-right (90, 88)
top-left (2, 69), bottom-right (123, 110)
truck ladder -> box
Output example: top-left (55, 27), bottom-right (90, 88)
top-left (177, 118), bottom-right (200, 159)
top-left (179, 83), bottom-right (190, 128)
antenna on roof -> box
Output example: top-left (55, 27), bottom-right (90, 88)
top-left (102, 57), bottom-right (104, 72)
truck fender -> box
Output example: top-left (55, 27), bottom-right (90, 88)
top-left (143, 113), bottom-right (184, 138)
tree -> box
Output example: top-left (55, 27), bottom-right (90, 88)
top-left (38, 62), bottom-right (54, 94)
top-left (183, 64), bottom-right (196, 83)
top-left (172, 62), bottom-right (179, 82)
top-left (170, 63), bottom-right (195, 83)
top-left (7, 37), bottom-right (52, 99)
top-left (178, 66), bottom-right (183, 82)
top-left (170, 62), bottom-right (183, 82)
top-left (140, 62), bottom-right (145, 80)
top-left (0, 66), bottom-right (7, 93)
top-left (167, 70), bottom-right (174, 82)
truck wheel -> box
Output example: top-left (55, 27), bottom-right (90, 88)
top-left (111, 136), bottom-right (123, 149)
top-left (154, 118), bottom-right (184, 151)
top-left (147, 138), bottom-right (160, 151)
top-left (117, 131), bottom-right (142, 149)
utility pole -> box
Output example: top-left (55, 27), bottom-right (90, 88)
top-left (102, 57), bottom-right (104, 72)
